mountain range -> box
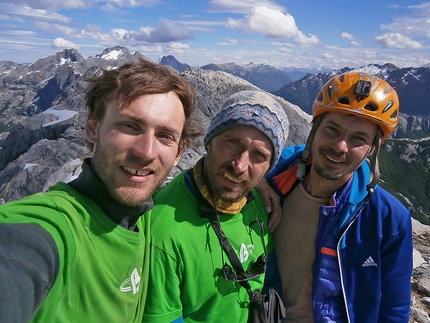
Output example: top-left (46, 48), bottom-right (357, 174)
top-left (1, 45), bottom-right (430, 321)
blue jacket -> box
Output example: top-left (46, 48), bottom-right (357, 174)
top-left (264, 145), bottom-right (413, 323)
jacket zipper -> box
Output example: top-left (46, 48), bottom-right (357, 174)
top-left (337, 200), bottom-right (369, 323)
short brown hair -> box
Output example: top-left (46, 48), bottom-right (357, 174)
top-left (84, 57), bottom-right (199, 151)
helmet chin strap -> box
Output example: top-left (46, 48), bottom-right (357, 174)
top-left (296, 115), bottom-right (323, 181)
top-left (366, 128), bottom-right (382, 199)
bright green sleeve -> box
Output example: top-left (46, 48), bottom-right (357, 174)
top-left (143, 243), bottom-right (183, 323)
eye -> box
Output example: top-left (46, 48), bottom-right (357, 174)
top-left (225, 138), bottom-right (243, 151)
top-left (321, 124), bottom-right (340, 137)
top-left (157, 132), bottom-right (179, 146)
top-left (352, 135), bottom-right (366, 142)
top-left (252, 152), bottom-right (270, 164)
top-left (350, 134), bottom-right (371, 146)
top-left (118, 122), bottom-right (139, 134)
top-left (226, 139), bottom-right (240, 146)
top-left (326, 125), bottom-right (338, 133)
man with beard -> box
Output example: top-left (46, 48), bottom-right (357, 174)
top-left (0, 57), bottom-right (199, 323)
top-left (142, 90), bottom-right (289, 323)
top-left (263, 72), bottom-right (413, 323)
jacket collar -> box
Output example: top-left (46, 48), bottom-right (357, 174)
top-left (267, 145), bottom-right (374, 208)
top-left (69, 158), bottom-right (153, 231)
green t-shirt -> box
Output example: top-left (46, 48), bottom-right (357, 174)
top-left (0, 182), bottom-right (150, 323)
top-left (143, 171), bottom-right (274, 323)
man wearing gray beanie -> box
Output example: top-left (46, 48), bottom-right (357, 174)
top-left (143, 90), bottom-right (289, 323)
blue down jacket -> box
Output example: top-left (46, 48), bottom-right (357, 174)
top-left (264, 145), bottom-right (413, 323)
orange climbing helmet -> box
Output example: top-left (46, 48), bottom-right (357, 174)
top-left (312, 72), bottom-right (399, 142)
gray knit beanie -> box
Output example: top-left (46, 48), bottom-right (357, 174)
top-left (204, 90), bottom-right (289, 171)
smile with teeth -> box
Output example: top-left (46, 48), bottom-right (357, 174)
top-left (122, 166), bottom-right (150, 176)
top-left (224, 172), bottom-right (243, 183)
top-left (325, 154), bottom-right (344, 163)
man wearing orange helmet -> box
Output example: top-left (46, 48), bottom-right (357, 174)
top-left (263, 72), bottom-right (413, 322)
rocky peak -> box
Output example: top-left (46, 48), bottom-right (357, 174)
top-left (95, 46), bottom-right (131, 60)
top-left (200, 62), bottom-right (292, 92)
top-left (160, 55), bottom-right (190, 72)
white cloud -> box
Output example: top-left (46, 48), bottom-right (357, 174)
top-left (227, 6), bottom-right (298, 39)
top-left (363, 50), bottom-right (377, 58)
top-left (83, 24), bottom-right (103, 33)
top-left (218, 38), bottom-right (238, 45)
top-left (375, 33), bottom-right (424, 49)
top-left (294, 31), bottom-right (319, 47)
top-left (35, 21), bottom-right (78, 36)
top-left (341, 32), bottom-right (354, 40)
top-left (177, 19), bottom-right (225, 33)
top-left (350, 40), bottom-right (362, 47)
top-left (341, 32), bottom-right (361, 47)
top-left (166, 42), bottom-right (191, 53)
top-left (110, 28), bottom-right (130, 41)
top-left (136, 44), bottom-right (163, 53)
top-left (135, 18), bottom-right (193, 43)
top-left (381, 4), bottom-right (430, 38)
top-left (107, 0), bottom-right (160, 8)
top-left (2, 0), bottom-right (96, 10)
top-left (208, 0), bottom-right (285, 14)
top-left (2, 0), bottom-right (160, 10)
top-left (278, 46), bottom-right (293, 53)
top-left (53, 37), bottom-right (80, 49)
top-left (31, 17), bottom-right (193, 50)
top-left (2, 3), bottom-right (73, 23)
top-left (0, 29), bottom-right (35, 36)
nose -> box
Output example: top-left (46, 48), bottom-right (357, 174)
top-left (132, 132), bottom-right (157, 160)
top-left (231, 151), bottom-right (249, 173)
top-left (332, 137), bottom-right (349, 154)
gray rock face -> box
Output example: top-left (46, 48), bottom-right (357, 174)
top-left (0, 138), bottom-right (89, 201)
top-left (0, 64), bottom-right (312, 201)
top-left (397, 114), bottom-right (430, 136)
top-left (411, 218), bottom-right (430, 321)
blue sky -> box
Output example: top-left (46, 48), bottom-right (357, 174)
top-left (1, 0), bottom-right (429, 69)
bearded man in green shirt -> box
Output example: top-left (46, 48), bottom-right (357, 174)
top-left (143, 90), bottom-right (289, 323)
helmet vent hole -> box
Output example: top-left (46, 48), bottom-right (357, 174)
top-left (383, 100), bottom-right (394, 113)
top-left (390, 110), bottom-right (398, 120)
top-left (337, 96), bottom-right (350, 105)
top-left (316, 91), bottom-right (323, 102)
top-left (364, 103), bottom-right (378, 112)
top-left (328, 85), bottom-right (334, 99)
top-left (339, 75), bottom-right (345, 83)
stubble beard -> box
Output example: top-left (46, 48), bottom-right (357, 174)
top-left (210, 181), bottom-right (249, 203)
top-left (313, 161), bottom-right (346, 181)
top-left (204, 160), bottom-right (262, 203)
top-left (312, 147), bottom-right (349, 181)
top-left (92, 147), bottom-right (162, 207)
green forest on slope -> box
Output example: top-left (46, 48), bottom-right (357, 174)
top-left (379, 138), bottom-right (430, 225)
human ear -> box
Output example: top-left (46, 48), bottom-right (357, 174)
top-left (85, 114), bottom-right (99, 145)
top-left (174, 140), bottom-right (186, 166)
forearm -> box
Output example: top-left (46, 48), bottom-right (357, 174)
top-left (0, 223), bottom-right (59, 323)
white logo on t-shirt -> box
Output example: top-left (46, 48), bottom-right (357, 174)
top-left (239, 243), bottom-right (255, 263)
top-left (120, 268), bottom-right (142, 294)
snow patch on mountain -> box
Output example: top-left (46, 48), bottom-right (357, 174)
top-left (42, 108), bottom-right (78, 127)
top-left (101, 49), bottom-right (123, 60)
